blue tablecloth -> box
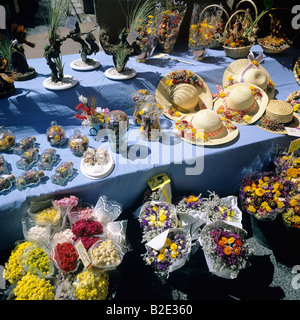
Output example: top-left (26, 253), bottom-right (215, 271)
top-left (1, 43), bottom-right (300, 251)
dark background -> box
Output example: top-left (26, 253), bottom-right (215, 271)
top-left (0, 0), bottom-right (300, 48)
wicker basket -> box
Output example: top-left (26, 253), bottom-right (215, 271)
top-left (198, 4), bottom-right (230, 49)
top-left (258, 38), bottom-right (290, 55)
top-left (235, 0), bottom-right (258, 20)
top-left (223, 10), bottom-right (254, 58)
top-left (223, 44), bottom-right (253, 58)
top-left (293, 58), bottom-right (300, 86)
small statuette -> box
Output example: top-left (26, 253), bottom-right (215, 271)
top-left (68, 129), bottom-right (89, 156)
top-left (51, 161), bottom-right (74, 185)
top-left (37, 148), bottom-right (57, 170)
top-left (16, 147), bottom-right (39, 170)
top-left (16, 169), bottom-right (45, 191)
top-left (0, 154), bottom-right (10, 174)
top-left (13, 136), bottom-right (36, 155)
top-left (0, 174), bottom-right (15, 193)
top-left (46, 121), bottom-right (66, 146)
top-left (0, 126), bottom-right (15, 152)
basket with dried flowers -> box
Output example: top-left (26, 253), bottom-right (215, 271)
top-left (223, 9), bottom-right (255, 59)
top-left (257, 10), bottom-right (292, 55)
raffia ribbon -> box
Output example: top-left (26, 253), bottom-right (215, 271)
top-left (239, 52), bottom-right (264, 83)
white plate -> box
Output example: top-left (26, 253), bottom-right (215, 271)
top-left (80, 156), bottom-right (115, 180)
top-left (70, 59), bottom-right (101, 71)
top-left (43, 75), bottom-right (78, 90)
top-left (104, 67), bottom-right (136, 80)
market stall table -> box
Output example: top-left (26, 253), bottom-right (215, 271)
top-left (1, 43), bottom-right (300, 251)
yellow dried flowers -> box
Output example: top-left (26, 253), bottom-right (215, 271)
top-left (14, 272), bottom-right (55, 300)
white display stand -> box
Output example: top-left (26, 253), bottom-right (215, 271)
top-left (80, 156), bottom-right (115, 180)
top-left (43, 75), bottom-right (78, 90)
top-left (70, 59), bottom-right (101, 71)
top-left (104, 67), bottom-right (136, 80)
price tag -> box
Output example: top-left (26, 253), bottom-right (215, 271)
top-left (147, 173), bottom-right (170, 191)
top-left (288, 138), bottom-right (300, 154)
top-left (126, 29), bottom-right (139, 45)
top-left (75, 240), bottom-right (92, 269)
top-left (65, 16), bottom-right (77, 30)
top-left (285, 127), bottom-right (300, 137)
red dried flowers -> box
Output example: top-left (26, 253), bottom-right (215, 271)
top-left (72, 219), bottom-right (104, 250)
top-left (54, 242), bottom-right (79, 272)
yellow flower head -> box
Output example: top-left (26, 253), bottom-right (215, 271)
top-left (170, 243), bottom-right (178, 251)
top-left (252, 60), bottom-right (259, 66)
top-left (157, 253), bottom-right (165, 262)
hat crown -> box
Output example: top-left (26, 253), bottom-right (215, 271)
top-left (267, 100), bottom-right (293, 116)
top-left (228, 86), bottom-right (254, 111)
top-left (192, 109), bottom-right (222, 132)
top-left (171, 84), bottom-right (200, 112)
top-left (244, 68), bottom-right (268, 91)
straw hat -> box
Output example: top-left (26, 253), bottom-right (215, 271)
top-left (222, 57), bottom-right (275, 100)
top-left (213, 83), bottom-right (268, 125)
top-left (256, 100), bottom-right (300, 134)
top-left (156, 70), bottom-right (213, 121)
top-left (175, 109), bottom-right (239, 146)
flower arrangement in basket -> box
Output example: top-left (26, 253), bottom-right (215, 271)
top-left (142, 227), bottom-right (191, 277)
top-left (223, 9), bottom-right (256, 58)
top-left (239, 171), bottom-right (291, 221)
top-left (257, 13), bottom-right (292, 55)
top-left (199, 220), bottom-right (252, 279)
top-left (74, 95), bottom-right (110, 133)
top-left (139, 201), bottom-right (178, 242)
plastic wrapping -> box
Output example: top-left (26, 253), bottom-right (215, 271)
top-left (199, 220), bottom-right (252, 279)
top-left (89, 239), bottom-right (123, 270)
top-left (13, 136), bottom-right (36, 155)
top-left (0, 154), bottom-right (10, 174)
top-left (19, 243), bottom-right (55, 279)
top-left (16, 147), bottom-right (39, 170)
top-left (37, 148), bottom-right (57, 171)
top-left (22, 215), bottom-right (52, 246)
top-left (139, 201), bottom-right (178, 242)
top-left (93, 195), bottom-right (123, 226)
top-left (142, 227), bottom-right (192, 277)
top-left (0, 126), bottom-right (15, 151)
top-left (27, 198), bottom-right (62, 229)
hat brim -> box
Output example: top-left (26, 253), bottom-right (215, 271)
top-left (256, 112), bottom-right (300, 135)
top-left (213, 82), bottom-right (269, 125)
top-left (222, 59), bottom-right (275, 100)
top-left (177, 116), bottom-right (239, 146)
top-left (156, 70), bottom-right (213, 121)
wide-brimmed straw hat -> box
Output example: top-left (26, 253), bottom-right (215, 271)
top-left (213, 83), bottom-right (268, 125)
top-left (222, 52), bottom-right (275, 100)
top-left (256, 99), bottom-right (300, 134)
top-left (156, 70), bottom-right (213, 121)
top-left (175, 109), bottom-right (239, 146)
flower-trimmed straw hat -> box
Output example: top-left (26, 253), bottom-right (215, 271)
top-left (174, 109), bottom-right (239, 146)
top-left (222, 52), bottom-right (275, 100)
top-left (155, 69), bottom-right (213, 121)
top-left (256, 99), bottom-right (300, 134)
top-left (213, 82), bottom-right (268, 125)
